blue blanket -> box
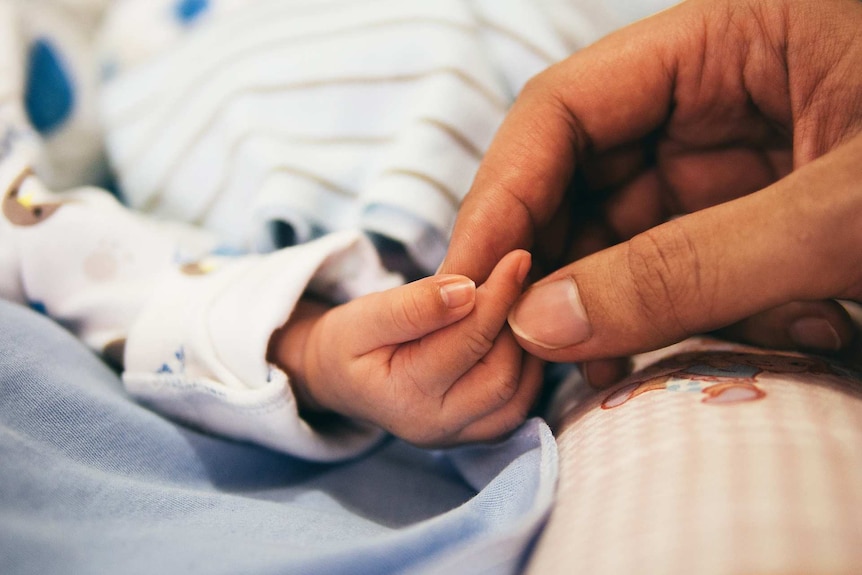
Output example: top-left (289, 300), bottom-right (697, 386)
top-left (0, 300), bottom-right (557, 575)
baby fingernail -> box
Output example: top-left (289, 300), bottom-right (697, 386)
top-left (789, 317), bottom-right (843, 351)
top-left (509, 277), bottom-right (592, 349)
top-left (439, 277), bottom-right (475, 309)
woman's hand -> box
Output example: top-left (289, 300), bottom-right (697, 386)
top-left (441, 0), bottom-right (862, 385)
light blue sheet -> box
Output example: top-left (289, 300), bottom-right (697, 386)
top-left (0, 300), bottom-right (557, 575)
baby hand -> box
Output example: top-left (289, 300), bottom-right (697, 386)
top-left (270, 250), bottom-right (542, 447)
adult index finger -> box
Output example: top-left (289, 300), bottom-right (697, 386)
top-left (439, 4), bottom-right (686, 282)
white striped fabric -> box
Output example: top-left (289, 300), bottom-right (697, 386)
top-left (97, 0), bottom-right (621, 271)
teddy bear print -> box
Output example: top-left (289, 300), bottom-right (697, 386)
top-left (83, 239), bottom-right (135, 283)
top-left (600, 351), bottom-right (837, 410)
top-left (2, 168), bottom-right (65, 226)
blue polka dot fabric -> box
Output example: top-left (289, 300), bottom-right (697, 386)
top-left (175, 0), bottom-right (210, 25)
top-left (24, 39), bottom-right (75, 136)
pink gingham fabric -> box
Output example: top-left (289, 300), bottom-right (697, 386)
top-left (529, 338), bottom-right (862, 575)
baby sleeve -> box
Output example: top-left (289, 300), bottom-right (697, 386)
top-left (122, 231), bottom-right (398, 461)
top-left (1, 158), bottom-right (395, 462)
top-left (0, 0), bottom-right (395, 461)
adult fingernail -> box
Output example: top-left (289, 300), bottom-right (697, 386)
top-left (789, 317), bottom-right (843, 351)
top-left (509, 278), bottom-right (591, 349)
top-left (439, 277), bottom-right (476, 309)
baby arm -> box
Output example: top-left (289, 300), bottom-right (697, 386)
top-left (268, 250), bottom-right (544, 447)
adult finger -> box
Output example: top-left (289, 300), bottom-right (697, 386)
top-left (507, 134), bottom-right (862, 363)
top-left (581, 299), bottom-right (857, 390)
top-left (580, 357), bottom-right (632, 389)
top-left (717, 300), bottom-right (856, 353)
top-left (439, 6), bottom-right (684, 281)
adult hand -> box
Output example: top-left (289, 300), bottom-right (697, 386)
top-left (440, 0), bottom-right (862, 386)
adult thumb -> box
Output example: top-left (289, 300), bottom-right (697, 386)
top-left (507, 138), bottom-right (862, 363)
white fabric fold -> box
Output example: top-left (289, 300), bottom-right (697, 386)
top-left (124, 231), bottom-right (400, 461)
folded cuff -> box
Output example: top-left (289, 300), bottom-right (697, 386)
top-left (123, 230), bottom-right (400, 461)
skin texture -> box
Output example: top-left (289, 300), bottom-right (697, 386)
top-left (440, 0), bottom-right (862, 386)
top-left (268, 250), bottom-right (543, 447)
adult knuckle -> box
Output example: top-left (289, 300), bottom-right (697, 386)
top-left (626, 222), bottom-right (708, 336)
